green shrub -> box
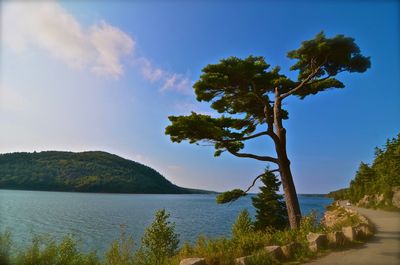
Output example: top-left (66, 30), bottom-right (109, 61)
top-left (138, 209), bottom-right (179, 265)
top-left (105, 229), bottom-right (136, 265)
top-left (232, 209), bottom-right (253, 239)
top-left (15, 235), bottom-right (100, 265)
top-left (245, 250), bottom-right (279, 265)
top-left (0, 231), bottom-right (12, 265)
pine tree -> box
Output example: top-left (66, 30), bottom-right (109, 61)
top-left (252, 170), bottom-right (289, 230)
top-left (139, 209), bottom-right (179, 265)
top-left (232, 209), bottom-right (253, 239)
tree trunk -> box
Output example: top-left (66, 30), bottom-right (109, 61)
top-left (278, 151), bottom-right (302, 229)
top-left (273, 88), bottom-right (302, 229)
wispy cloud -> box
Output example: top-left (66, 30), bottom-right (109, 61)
top-left (3, 1), bottom-right (134, 79)
top-left (135, 58), bottom-right (193, 95)
top-left (2, 1), bottom-right (193, 93)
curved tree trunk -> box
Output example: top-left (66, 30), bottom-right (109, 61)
top-left (273, 88), bottom-right (302, 229)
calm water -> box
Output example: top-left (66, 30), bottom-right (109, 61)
top-left (0, 189), bottom-right (332, 254)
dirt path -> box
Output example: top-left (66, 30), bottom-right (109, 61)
top-left (303, 202), bottom-right (400, 265)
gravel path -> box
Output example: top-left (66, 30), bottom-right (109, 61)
top-left (303, 202), bottom-right (400, 265)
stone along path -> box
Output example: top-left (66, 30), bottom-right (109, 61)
top-left (303, 202), bottom-right (400, 265)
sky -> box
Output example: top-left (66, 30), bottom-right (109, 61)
top-left (0, 0), bottom-right (399, 193)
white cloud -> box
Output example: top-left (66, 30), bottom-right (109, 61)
top-left (2, 1), bottom-right (192, 92)
top-left (137, 58), bottom-right (164, 82)
top-left (2, 1), bottom-right (134, 79)
top-left (135, 58), bottom-right (192, 95)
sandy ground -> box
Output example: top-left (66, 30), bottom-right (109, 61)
top-left (303, 201), bottom-right (400, 265)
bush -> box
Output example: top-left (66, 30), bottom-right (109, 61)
top-left (105, 228), bottom-right (136, 265)
top-left (14, 235), bottom-right (100, 265)
top-left (232, 209), bottom-right (253, 239)
top-left (0, 231), bottom-right (12, 265)
top-left (138, 209), bottom-right (179, 265)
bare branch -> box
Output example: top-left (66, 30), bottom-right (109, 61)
top-left (243, 169), bottom-right (279, 193)
top-left (227, 149), bottom-right (279, 163)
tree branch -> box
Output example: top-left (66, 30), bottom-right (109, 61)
top-left (279, 67), bottom-right (321, 99)
top-left (226, 149), bottom-right (278, 163)
top-left (243, 169), bottom-right (279, 193)
top-left (222, 131), bottom-right (270, 142)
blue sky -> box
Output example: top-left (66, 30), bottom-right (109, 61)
top-left (1, 0), bottom-right (399, 193)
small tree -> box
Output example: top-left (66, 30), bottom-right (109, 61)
top-left (252, 170), bottom-right (288, 231)
top-left (139, 209), bottom-right (179, 265)
top-left (232, 209), bottom-right (253, 239)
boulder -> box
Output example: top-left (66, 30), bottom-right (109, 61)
top-left (281, 242), bottom-right (302, 259)
top-left (235, 256), bottom-right (250, 265)
top-left (355, 224), bottom-right (373, 239)
top-left (392, 186), bottom-right (400, 209)
top-left (179, 258), bottom-right (206, 265)
top-left (264, 245), bottom-right (284, 259)
top-left (307, 233), bottom-right (327, 252)
top-left (342, 226), bottom-right (356, 241)
top-left (327, 231), bottom-right (347, 247)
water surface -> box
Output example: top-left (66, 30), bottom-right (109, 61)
top-left (0, 189), bottom-right (332, 254)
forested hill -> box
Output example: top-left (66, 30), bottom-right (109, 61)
top-left (327, 133), bottom-right (400, 209)
top-left (0, 151), bottom-right (210, 194)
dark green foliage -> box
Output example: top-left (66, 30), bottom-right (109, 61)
top-left (165, 32), bottom-right (370, 156)
top-left (252, 171), bottom-right (289, 230)
top-left (0, 151), bottom-right (208, 194)
top-left (216, 189), bottom-right (246, 203)
top-left (231, 210), bottom-right (254, 239)
top-left (139, 209), bottom-right (180, 265)
top-left (329, 133), bottom-right (400, 207)
top-left (327, 188), bottom-right (349, 200)
top-left (287, 32), bottom-right (370, 98)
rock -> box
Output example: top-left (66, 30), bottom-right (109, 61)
top-left (264, 245), bottom-right (284, 259)
top-left (307, 233), bottom-right (327, 252)
top-left (355, 224), bottom-right (373, 239)
top-left (235, 256), bottom-right (250, 265)
top-left (342, 226), bottom-right (356, 241)
top-left (179, 258), bottom-right (206, 265)
top-left (281, 242), bottom-right (301, 259)
top-left (392, 186), bottom-right (400, 208)
top-left (327, 231), bottom-right (347, 247)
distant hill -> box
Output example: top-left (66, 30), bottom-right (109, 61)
top-left (0, 151), bottom-right (211, 194)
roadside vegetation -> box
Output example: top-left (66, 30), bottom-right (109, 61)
top-left (328, 133), bottom-right (400, 210)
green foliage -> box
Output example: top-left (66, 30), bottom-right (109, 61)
top-left (252, 171), bottom-right (289, 230)
top-left (105, 229), bottom-right (136, 265)
top-left (245, 250), bottom-right (279, 265)
top-left (14, 235), bottom-right (100, 265)
top-left (329, 133), bottom-right (400, 208)
top-left (327, 188), bottom-right (349, 200)
top-left (139, 209), bottom-right (179, 265)
top-left (287, 32), bottom-right (370, 98)
top-left (166, 32), bottom-right (370, 157)
top-left (0, 151), bottom-right (207, 194)
top-left (0, 231), bottom-right (11, 265)
top-left (232, 210), bottom-right (254, 239)
top-left (216, 189), bottom-right (246, 204)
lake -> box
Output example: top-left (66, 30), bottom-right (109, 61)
top-left (0, 189), bottom-right (332, 254)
